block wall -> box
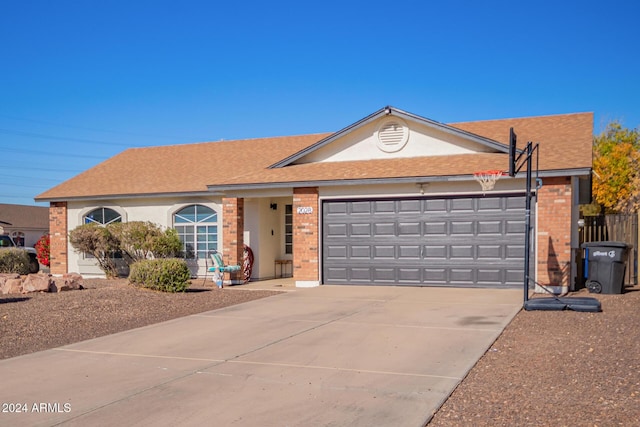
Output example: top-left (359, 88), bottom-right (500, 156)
top-left (292, 187), bottom-right (319, 282)
top-left (222, 197), bottom-right (244, 283)
top-left (49, 202), bottom-right (68, 275)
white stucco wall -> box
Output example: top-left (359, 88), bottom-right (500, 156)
top-left (67, 196), bottom-right (222, 278)
top-left (244, 197), bottom-right (291, 279)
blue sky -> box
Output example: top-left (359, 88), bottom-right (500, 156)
top-left (1, 0), bottom-right (639, 206)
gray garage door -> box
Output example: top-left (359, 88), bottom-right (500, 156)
top-left (322, 195), bottom-right (530, 287)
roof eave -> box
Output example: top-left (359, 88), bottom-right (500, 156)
top-left (208, 167), bottom-right (592, 192)
top-left (34, 190), bottom-right (224, 204)
top-left (38, 167), bottom-right (591, 202)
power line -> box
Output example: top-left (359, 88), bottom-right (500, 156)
top-left (0, 182), bottom-right (51, 189)
top-left (0, 165), bottom-right (82, 173)
top-left (0, 194), bottom-right (37, 199)
top-left (0, 174), bottom-right (62, 182)
top-left (0, 128), bottom-right (136, 147)
top-left (0, 114), bottom-right (190, 141)
top-left (0, 145), bottom-right (106, 159)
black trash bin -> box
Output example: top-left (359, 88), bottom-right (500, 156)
top-left (581, 241), bottom-right (629, 294)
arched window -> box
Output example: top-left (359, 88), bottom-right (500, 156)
top-left (81, 208), bottom-right (123, 260)
top-left (173, 204), bottom-right (218, 259)
top-left (84, 207), bottom-right (122, 225)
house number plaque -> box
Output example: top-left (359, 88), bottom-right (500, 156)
top-left (296, 206), bottom-right (314, 214)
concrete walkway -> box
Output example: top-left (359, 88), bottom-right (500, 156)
top-left (0, 285), bottom-right (522, 426)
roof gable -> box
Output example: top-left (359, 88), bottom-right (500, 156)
top-left (271, 106), bottom-right (509, 168)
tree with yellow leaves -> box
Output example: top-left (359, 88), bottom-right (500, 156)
top-left (592, 122), bottom-right (640, 213)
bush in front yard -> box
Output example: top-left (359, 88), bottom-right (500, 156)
top-left (128, 258), bottom-right (191, 292)
top-left (0, 249), bottom-right (31, 274)
top-left (69, 222), bottom-right (184, 278)
top-left (69, 224), bottom-right (120, 278)
top-left (35, 234), bottom-right (50, 267)
top-left (108, 222), bottom-right (183, 263)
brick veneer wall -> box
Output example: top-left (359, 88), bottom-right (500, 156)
top-left (222, 197), bottom-right (244, 284)
top-left (293, 187), bottom-right (319, 284)
top-left (536, 176), bottom-right (573, 289)
top-left (49, 202), bottom-right (68, 275)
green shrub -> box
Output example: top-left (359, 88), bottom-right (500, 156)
top-left (109, 222), bottom-right (183, 263)
top-left (150, 228), bottom-right (183, 258)
top-left (128, 258), bottom-right (191, 292)
top-left (0, 249), bottom-right (31, 274)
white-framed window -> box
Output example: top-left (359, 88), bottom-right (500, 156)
top-left (173, 204), bottom-right (218, 259)
top-left (84, 207), bottom-right (122, 225)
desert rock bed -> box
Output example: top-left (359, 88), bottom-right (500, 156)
top-left (428, 286), bottom-right (640, 426)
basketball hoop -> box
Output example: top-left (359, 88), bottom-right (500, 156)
top-left (473, 170), bottom-right (506, 193)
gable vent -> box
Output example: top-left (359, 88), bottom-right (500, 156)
top-left (376, 119), bottom-right (409, 153)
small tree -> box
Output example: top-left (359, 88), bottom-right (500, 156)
top-left (614, 149), bottom-right (640, 213)
top-left (593, 122), bottom-right (640, 213)
top-left (151, 228), bottom-right (183, 258)
top-left (69, 224), bottom-right (120, 278)
top-left (108, 222), bottom-right (182, 263)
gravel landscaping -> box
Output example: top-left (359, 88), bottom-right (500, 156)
top-left (1, 279), bottom-right (639, 426)
top-left (428, 286), bottom-right (640, 427)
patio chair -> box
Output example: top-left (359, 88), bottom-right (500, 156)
top-left (207, 250), bottom-right (241, 288)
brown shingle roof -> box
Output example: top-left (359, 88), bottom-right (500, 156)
top-left (450, 112), bottom-right (593, 171)
top-left (36, 112), bottom-right (592, 200)
top-left (216, 153), bottom-right (508, 186)
top-left (0, 203), bottom-right (49, 230)
top-left (36, 134), bottom-right (330, 200)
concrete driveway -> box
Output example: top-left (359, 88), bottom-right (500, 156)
top-left (0, 285), bottom-right (521, 426)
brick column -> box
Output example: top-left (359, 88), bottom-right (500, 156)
top-left (293, 187), bottom-right (319, 287)
top-left (49, 202), bottom-right (68, 275)
top-left (222, 197), bottom-right (244, 284)
top-left (536, 177), bottom-right (573, 293)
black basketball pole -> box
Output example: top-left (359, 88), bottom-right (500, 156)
top-left (509, 129), bottom-right (543, 307)
top-left (523, 142), bottom-right (533, 304)
top-left (509, 129), bottom-right (537, 306)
